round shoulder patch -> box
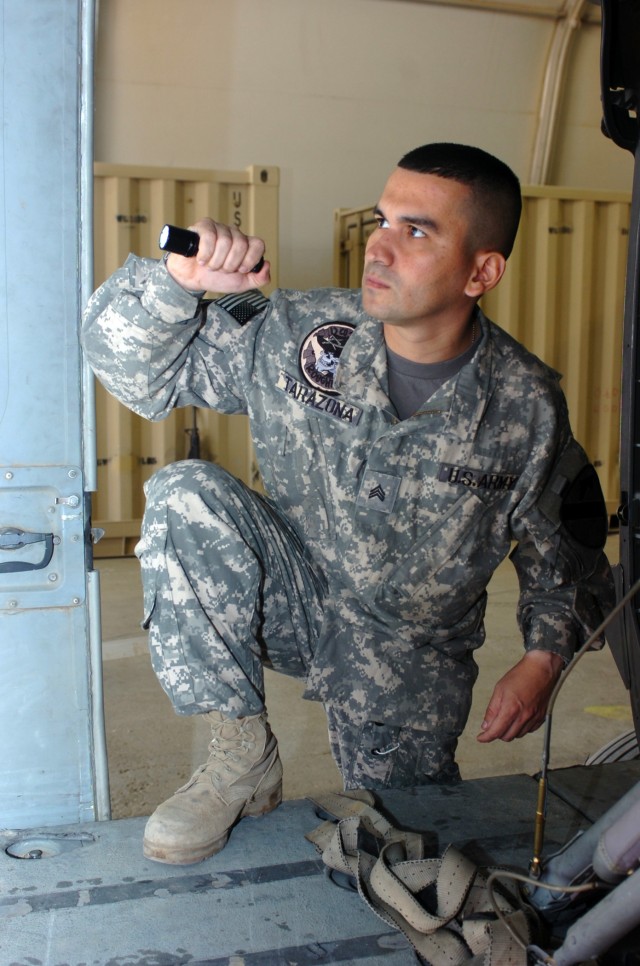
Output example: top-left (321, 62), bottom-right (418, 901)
top-left (299, 323), bottom-right (355, 396)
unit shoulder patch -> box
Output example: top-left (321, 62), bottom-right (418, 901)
top-left (299, 322), bottom-right (355, 395)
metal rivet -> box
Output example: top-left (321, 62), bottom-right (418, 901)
top-left (48, 573), bottom-right (59, 583)
top-left (5, 471), bottom-right (13, 480)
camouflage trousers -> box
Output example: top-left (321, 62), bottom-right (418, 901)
top-left (137, 460), bottom-right (462, 789)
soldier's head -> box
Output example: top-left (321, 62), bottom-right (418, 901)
top-left (397, 142), bottom-right (522, 260)
top-left (362, 143), bottom-right (518, 334)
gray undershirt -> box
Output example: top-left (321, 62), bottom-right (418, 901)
top-left (386, 333), bottom-right (481, 420)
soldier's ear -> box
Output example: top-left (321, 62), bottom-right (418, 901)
top-left (465, 252), bottom-right (506, 298)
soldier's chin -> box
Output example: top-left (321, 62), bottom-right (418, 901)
top-left (361, 294), bottom-right (388, 321)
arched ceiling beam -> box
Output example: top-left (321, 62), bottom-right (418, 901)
top-left (529, 0), bottom-right (591, 183)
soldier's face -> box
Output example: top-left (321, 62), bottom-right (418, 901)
top-left (362, 168), bottom-right (481, 332)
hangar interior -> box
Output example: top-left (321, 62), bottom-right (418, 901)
top-left (91, 0), bottom-right (639, 821)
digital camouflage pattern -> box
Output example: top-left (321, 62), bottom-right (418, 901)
top-left (137, 459), bottom-right (323, 717)
top-left (82, 255), bottom-right (614, 786)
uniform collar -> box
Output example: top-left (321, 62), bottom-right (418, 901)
top-left (334, 306), bottom-right (496, 441)
top-left (333, 314), bottom-right (392, 412)
top-left (431, 309), bottom-right (499, 469)
top-left (445, 308), bottom-right (496, 443)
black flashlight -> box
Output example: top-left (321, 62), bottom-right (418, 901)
top-left (158, 224), bottom-right (265, 273)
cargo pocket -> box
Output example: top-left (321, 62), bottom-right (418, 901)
top-left (345, 721), bottom-right (401, 789)
top-left (134, 503), bottom-right (169, 630)
top-left (342, 721), bottom-right (461, 790)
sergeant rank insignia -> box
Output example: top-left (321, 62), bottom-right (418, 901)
top-left (299, 322), bottom-right (355, 396)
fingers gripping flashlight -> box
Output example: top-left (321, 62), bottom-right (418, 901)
top-left (158, 224), bottom-right (265, 273)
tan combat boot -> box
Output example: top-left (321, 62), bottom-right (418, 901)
top-left (143, 709), bottom-right (282, 864)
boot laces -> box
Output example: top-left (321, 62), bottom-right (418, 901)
top-left (175, 716), bottom-right (265, 793)
top-left (207, 718), bottom-right (257, 770)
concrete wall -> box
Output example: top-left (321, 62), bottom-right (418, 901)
top-left (93, 0), bottom-right (633, 290)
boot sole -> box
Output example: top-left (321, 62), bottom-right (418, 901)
top-left (142, 783), bottom-right (282, 865)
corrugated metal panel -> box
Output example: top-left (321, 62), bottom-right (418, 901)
top-left (333, 186), bottom-right (630, 518)
top-left (92, 163), bottom-right (279, 555)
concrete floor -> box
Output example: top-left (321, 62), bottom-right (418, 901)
top-left (98, 535), bottom-right (634, 821)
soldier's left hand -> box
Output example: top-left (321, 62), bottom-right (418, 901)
top-left (476, 649), bottom-right (564, 743)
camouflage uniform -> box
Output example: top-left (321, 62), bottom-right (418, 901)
top-left (82, 256), bottom-right (614, 788)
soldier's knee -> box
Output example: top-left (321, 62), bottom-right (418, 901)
top-left (143, 459), bottom-right (227, 508)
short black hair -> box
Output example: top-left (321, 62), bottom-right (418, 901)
top-left (397, 142), bottom-right (522, 258)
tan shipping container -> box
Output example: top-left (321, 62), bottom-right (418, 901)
top-left (91, 163), bottom-right (279, 555)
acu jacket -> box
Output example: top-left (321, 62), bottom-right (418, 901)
top-left (82, 256), bottom-right (614, 726)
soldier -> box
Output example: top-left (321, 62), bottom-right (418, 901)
top-left (82, 142), bottom-right (614, 865)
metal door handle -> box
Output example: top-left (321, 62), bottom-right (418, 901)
top-left (0, 528), bottom-right (55, 573)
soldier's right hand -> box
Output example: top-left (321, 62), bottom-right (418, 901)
top-left (164, 218), bottom-right (270, 294)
